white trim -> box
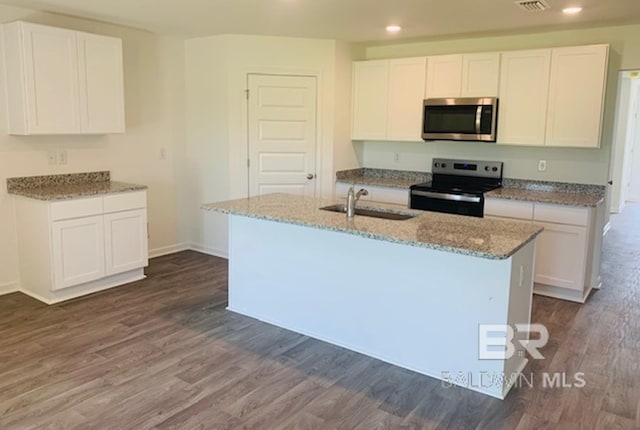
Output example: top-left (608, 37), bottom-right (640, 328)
top-left (0, 281), bottom-right (19, 296)
top-left (603, 221), bottom-right (611, 236)
top-left (189, 242), bottom-right (229, 259)
top-left (148, 243), bottom-right (190, 258)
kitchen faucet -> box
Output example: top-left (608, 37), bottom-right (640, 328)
top-left (346, 186), bottom-right (369, 217)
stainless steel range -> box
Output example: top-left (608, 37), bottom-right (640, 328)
top-left (409, 158), bottom-right (503, 217)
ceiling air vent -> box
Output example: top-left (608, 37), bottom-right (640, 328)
top-left (515, 0), bottom-right (551, 12)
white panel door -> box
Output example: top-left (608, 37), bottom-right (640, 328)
top-left (387, 57), bottom-right (427, 141)
top-left (77, 32), bottom-right (126, 134)
top-left (545, 45), bottom-right (609, 148)
top-left (351, 60), bottom-right (389, 140)
top-left (426, 55), bottom-right (463, 98)
top-left (461, 53), bottom-right (500, 97)
top-left (104, 209), bottom-right (148, 275)
top-left (497, 49), bottom-right (552, 145)
top-left (21, 22), bottom-right (81, 134)
top-left (248, 74), bottom-right (317, 197)
top-left (52, 216), bottom-right (105, 290)
top-left (534, 222), bottom-right (588, 291)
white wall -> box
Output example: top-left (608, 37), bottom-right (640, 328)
top-left (0, 6), bottom-right (187, 292)
top-left (360, 24), bottom-right (640, 185)
top-left (184, 35), bottom-right (361, 256)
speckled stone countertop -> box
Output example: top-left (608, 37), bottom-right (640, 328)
top-left (202, 193), bottom-right (543, 260)
top-left (335, 168), bottom-right (605, 207)
top-left (336, 168), bottom-right (430, 189)
top-left (486, 178), bottom-right (605, 207)
top-left (7, 172), bottom-right (147, 201)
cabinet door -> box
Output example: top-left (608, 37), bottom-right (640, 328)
top-left (425, 55), bottom-right (463, 98)
top-left (534, 222), bottom-right (588, 291)
top-left (77, 32), bottom-right (126, 134)
top-left (21, 22), bottom-right (81, 134)
top-left (351, 60), bottom-right (389, 140)
top-left (52, 216), bottom-right (105, 290)
top-left (497, 49), bottom-right (551, 146)
top-left (461, 53), bottom-right (500, 97)
top-left (545, 45), bottom-right (608, 148)
top-left (387, 57), bottom-right (427, 141)
top-left (104, 209), bottom-right (148, 276)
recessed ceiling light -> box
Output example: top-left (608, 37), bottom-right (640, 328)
top-left (386, 25), bottom-right (402, 33)
top-left (563, 6), bottom-right (583, 14)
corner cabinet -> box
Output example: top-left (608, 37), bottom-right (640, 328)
top-left (1, 21), bottom-right (125, 135)
top-left (485, 198), bottom-right (604, 303)
top-left (14, 191), bottom-right (148, 304)
top-left (352, 57), bottom-right (426, 142)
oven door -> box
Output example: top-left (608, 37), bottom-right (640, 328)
top-left (410, 190), bottom-right (484, 217)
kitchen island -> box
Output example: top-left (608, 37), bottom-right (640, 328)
top-left (202, 193), bottom-right (543, 398)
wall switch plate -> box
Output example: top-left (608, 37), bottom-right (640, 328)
top-left (160, 147), bottom-right (167, 160)
top-left (47, 151), bottom-right (57, 165)
top-left (538, 160), bottom-right (547, 172)
top-left (57, 150), bottom-right (67, 165)
top-left (393, 152), bottom-right (400, 163)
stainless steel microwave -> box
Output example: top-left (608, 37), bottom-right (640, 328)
top-left (422, 97), bottom-right (498, 142)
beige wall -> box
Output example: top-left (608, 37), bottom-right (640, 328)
top-left (0, 6), bottom-right (187, 292)
top-left (360, 24), bottom-right (640, 184)
top-left (184, 34), bottom-right (361, 256)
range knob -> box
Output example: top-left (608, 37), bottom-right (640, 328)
top-left (435, 162), bottom-right (440, 168)
top-left (442, 163), bottom-right (447, 168)
top-left (492, 166), bottom-right (498, 172)
top-left (484, 166), bottom-right (490, 171)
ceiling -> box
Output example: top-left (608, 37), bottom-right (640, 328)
top-left (2, 0), bottom-right (640, 42)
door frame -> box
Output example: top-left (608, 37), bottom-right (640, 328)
top-left (240, 68), bottom-right (324, 200)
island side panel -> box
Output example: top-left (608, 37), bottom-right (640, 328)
top-left (228, 215), bottom-right (522, 398)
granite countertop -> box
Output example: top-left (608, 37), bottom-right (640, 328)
top-left (7, 172), bottom-right (147, 201)
top-left (202, 193), bottom-right (543, 260)
top-left (335, 168), bottom-right (605, 207)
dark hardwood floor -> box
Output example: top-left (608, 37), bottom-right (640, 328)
top-left (1, 205), bottom-right (640, 429)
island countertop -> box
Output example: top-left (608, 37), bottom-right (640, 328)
top-left (202, 193), bottom-right (543, 260)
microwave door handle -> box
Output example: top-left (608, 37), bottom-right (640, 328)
top-left (475, 106), bottom-right (482, 134)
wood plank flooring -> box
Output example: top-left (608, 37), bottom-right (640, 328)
top-left (1, 205), bottom-right (640, 429)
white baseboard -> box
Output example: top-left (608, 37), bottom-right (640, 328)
top-left (149, 243), bottom-right (190, 258)
top-left (189, 242), bottom-right (229, 259)
top-left (0, 281), bottom-right (19, 296)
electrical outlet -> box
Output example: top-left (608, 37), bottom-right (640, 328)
top-left (393, 152), bottom-right (400, 163)
top-left (538, 160), bottom-right (547, 172)
top-left (47, 151), bottom-right (57, 165)
top-left (57, 150), bottom-right (68, 165)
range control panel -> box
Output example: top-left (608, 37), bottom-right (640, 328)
top-left (432, 158), bottom-right (503, 179)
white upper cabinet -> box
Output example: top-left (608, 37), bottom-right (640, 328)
top-left (461, 52), bottom-right (500, 97)
top-left (426, 53), bottom-right (499, 98)
top-left (426, 55), bottom-right (462, 98)
top-left (387, 57), bottom-right (427, 141)
top-left (2, 21), bottom-right (125, 135)
top-left (351, 60), bottom-right (389, 140)
top-left (352, 57), bottom-right (426, 142)
top-left (498, 49), bottom-right (552, 146)
top-left (545, 45), bottom-right (609, 148)
top-left (77, 32), bottom-right (125, 134)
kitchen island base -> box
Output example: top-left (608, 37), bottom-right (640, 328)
top-left (227, 215), bottom-right (535, 399)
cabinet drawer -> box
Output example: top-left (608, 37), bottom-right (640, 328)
top-left (533, 203), bottom-right (589, 226)
top-left (50, 197), bottom-right (103, 221)
top-left (484, 198), bottom-right (534, 220)
top-left (103, 191), bottom-right (147, 213)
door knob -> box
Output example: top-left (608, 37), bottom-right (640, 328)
top-left (307, 173), bottom-right (315, 180)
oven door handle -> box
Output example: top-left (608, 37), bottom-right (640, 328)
top-left (475, 106), bottom-right (483, 134)
top-left (412, 190), bottom-right (482, 203)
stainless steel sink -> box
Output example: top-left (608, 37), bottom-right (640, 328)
top-left (320, 204), bottom-right (416, 221)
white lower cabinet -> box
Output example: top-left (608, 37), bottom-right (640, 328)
top-left (14, 191), bottom-right (148, 304)
top-left (485, 197), bottom-right (601, 303)
top-left (52, 215), bottom-right (106, 290)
